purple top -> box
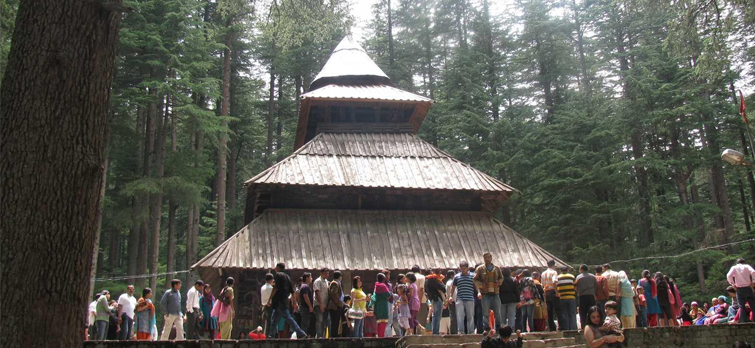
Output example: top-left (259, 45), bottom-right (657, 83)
top-left (409, 283), bottom-right (420, 311)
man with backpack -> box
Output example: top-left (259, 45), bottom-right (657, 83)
top-left (518, 269), bottom-right (541, 332)
top-left (267, 263), bottom-right (308, 338)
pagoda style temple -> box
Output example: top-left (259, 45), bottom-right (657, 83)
top-left (193, 37), bottom-right (565, 334)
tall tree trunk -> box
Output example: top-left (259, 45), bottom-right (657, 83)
top-left (89, 131), bottom-right (111, 299)
top-left (128, 197), bottom-right (140, 282)
top-left (572, 0), bottom-right (590, 94)
top-left (128, 106), bottom-right (145, 282)
top-left (186, 204), bottom-right (195, 285)
top-left (216, 22), bottom-right (232, 247)
top-left (267, 66), bottom-right (276, 165)
top-left (148, 96), bottom-right (168, 290)
top-left (388, 0), bottom-right (394, 69)
top-left (276, 75), bottom-right (284, 161)
top-left (166, 200), bottom-right (177, 284)
top-left (701, 89), bottom-right (735, 247)
top-left (137, 87), bottom-right (157, 289)
top-left (690, 174), bottom-right (707, 294)
top-left (631, 124), bottom-right (653, 243)
top-left (739, 179), bottom-right (752, 232)
top-left (0, 1), bottom-right (121, 346)
top-left (740, 130), bottom-right (755, 212)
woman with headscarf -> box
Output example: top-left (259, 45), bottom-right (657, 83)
top-left (655, 272), bottom-right (674, 326)
top-left (639, 270), bottom-right (659, 327)
top-left (370, 273), bottom-right (393, 337)
top-left (200, 284), bottom-right (219, 339)
top-left (618, 271), bottom-right (636, 329)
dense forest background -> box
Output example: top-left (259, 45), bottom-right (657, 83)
top-left (2, 0), bottom-right (755, 303)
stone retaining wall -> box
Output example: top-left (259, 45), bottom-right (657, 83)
top-left (83, 338), bottom-right (398, 348)
top-left (562, 323), bottom-right (755, 347)
top-left (84, 324), bottom-right (755, 348)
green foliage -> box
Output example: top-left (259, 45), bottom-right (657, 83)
top-left (362, 0), bottom-right (755, 302)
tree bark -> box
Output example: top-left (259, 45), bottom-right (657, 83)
top-left (166, 200), bottom-right (177, 284)
top-left (276, 74), bottom-right (284, 161)
top-left (702, 95), bottom-right (735, 247)
top-left (89, 131), bottom-right (111, 299)
top-left (186, 204), bottom-right (195, 285)
top-left (388, 0), bottom-right (394, 69)
top-left (572, 0), bottom-right (590, 94)
top-left (148, 96), bottom-right (168, 289)
top-left (267, 66), bottom-right (276, 165)
top-left (739, 179), bottom-right (752, 232)
top-left (690, 174), bottom-right (707, 294)
top-left (216, 22), bottom-right (231, 246)
top-left (0, 1), bottom-right (121, 346)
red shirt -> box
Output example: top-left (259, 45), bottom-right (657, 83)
top-left (595, 275), bottom-right (609, 301)
top-left (249, 332), bottom-right (266, 340)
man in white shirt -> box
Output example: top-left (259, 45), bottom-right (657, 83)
top-left (185, 280), bottom-right (204, 339)
top-left (260, 273), bottom-right (274, 334)
top-left (411, 265), bottom-right (426, 333)
top-left (445, 270), bottom-right (458, 334)
top-left (312, 268), bottom-right (330, 338)
top-left (117, 285), bottom-right (137, 340)
top-left (727, 258), bottom-right (755, 323)
top-left (88, 293), bottom-right (100, 340)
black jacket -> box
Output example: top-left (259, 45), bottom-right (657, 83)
top-left (425, 276), bottom-right (447, 302)
top-left (499, 276), bottom-right (520, 304)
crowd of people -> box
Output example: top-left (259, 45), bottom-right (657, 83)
top-left (85, 255), bottom-right (755, 342)
top-left (87, 278), bottom-right (237, 341)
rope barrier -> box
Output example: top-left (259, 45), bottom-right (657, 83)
top-left (94, 270), bottom-right (191, 282)
top-left (601, 237), bottom-right (755, 265)
top-left (92, 238), bottom-right (755, 282)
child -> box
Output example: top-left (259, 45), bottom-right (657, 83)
top-left (636, 286), bottom-right (648, 327)
top-left (497, 326), bottom-right (523, 348)
top-left (396, 284), bottom-right (411, 335)
top-left (691, 302), bottom-right (705, 326)
top-left (679, 303), bottom-right (693, 326)
top-left (341, 295), bottom-right (353, 337)
top-left (600, 301), bottom-right (623, 348)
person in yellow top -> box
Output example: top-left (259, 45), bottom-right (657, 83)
top-left (350, 276), bottom-right (368, 337)
top-left (556, 267), bottom-right (577, 330)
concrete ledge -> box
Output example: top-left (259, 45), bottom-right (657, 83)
top-left (84, 338), bottom-right (399, 348)
top-left (562, 323), bottom-right (755, 347)
top-left (83, 324), bottom-right (755, 348)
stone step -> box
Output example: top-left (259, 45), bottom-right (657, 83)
top-left (401, 336), bottom-right (577, 348)
top-left (521, 331), bottom-right (564, 340)
top-left (522, 338), bottom-right (576, 348)
top-left (396, 334), bottom-right (485, 347)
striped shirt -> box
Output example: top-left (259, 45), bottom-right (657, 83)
top-left (453, 272), bottom-right (476, 301)
top-left (541, 268), bottom-right (559, 292)
top-left (556, 273), bottom-right (576, 300)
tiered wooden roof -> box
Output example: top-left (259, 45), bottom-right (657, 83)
top-left (294, 37), bottom-right (433, 149)
top-left (195, 209), bottom-right (566, 280)
top-left (193, 37), bottom-right (564, 277)
top-left (246, 133), bottom-right (515, 194)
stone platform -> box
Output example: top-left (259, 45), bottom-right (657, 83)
top-left (82, 323), bottom-right (755, 348)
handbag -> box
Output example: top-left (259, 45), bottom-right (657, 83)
top-left (347, 308), bottom-right (364, 320)
top-left (219, 286), bottom-right (231, 305)
top-left (668, 289), bottom-right (676, 305)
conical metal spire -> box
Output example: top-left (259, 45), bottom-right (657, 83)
top-left (309, 36), bottom-right (393, 91)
